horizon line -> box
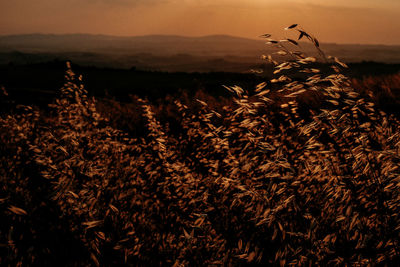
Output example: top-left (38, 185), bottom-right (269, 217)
top-left (1, 32), bottom-right (400, 47)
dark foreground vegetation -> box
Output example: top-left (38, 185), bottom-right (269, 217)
top-left (1, 27), bottom-right (400, 265)
top-left (1, 60), bottom-right (399, 105)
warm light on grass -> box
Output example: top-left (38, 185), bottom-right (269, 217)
top-left (1, 25), bottom-right (400, 266)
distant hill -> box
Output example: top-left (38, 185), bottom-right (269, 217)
top-left (0, 34), bottom-right (400, 72)
top-left (0, 34), bottom-right (268, 56)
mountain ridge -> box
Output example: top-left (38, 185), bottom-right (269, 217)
top-left (1, 33), bottom-right (400, 71)
top-left (2, 33), bottom-right (400, 47)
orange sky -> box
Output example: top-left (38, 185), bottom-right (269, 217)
top-left (1, 0), bottom-right (399, 44)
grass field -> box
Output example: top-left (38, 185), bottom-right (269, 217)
top-left (1, 27), bottom-right (400, 266)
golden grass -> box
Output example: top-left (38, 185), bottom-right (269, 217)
top-left (1, 25), bottom-right (400, 266)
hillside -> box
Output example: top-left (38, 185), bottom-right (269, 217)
top-left (2, 47), bottom-right (400, 266)
top-left (1, 34), bottom-right (400, 72)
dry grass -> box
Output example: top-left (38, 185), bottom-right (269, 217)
top-left (1, 26), bottom-right (400, 266)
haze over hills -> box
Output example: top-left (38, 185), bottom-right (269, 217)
top-left (0, 34), bottom-right (269, 56)
top-left (1, 33), bottom-right (400, 72)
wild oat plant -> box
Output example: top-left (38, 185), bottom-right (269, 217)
top-left (1, 25), bottom-right (400, 266)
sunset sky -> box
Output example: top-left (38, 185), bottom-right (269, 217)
top-left (1, 0), bottom-right (399, 45)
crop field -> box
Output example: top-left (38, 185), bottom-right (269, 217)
top-left (1, 27), bottom-right (400, 266)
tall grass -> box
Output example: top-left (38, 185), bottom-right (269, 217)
top-left (1, 26), bottom-right (400, 266)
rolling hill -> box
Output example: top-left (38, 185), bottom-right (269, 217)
top-left (0, 34), bottom-right (400, 72)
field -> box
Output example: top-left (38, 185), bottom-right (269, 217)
top-left (1, 28), bottom-right (400, 266)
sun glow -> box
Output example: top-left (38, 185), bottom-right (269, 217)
top-left (0, 0), bottom-right (399, 44)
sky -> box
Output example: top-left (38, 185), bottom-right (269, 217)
top-left (0, 0), bottom-right (399, 45)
